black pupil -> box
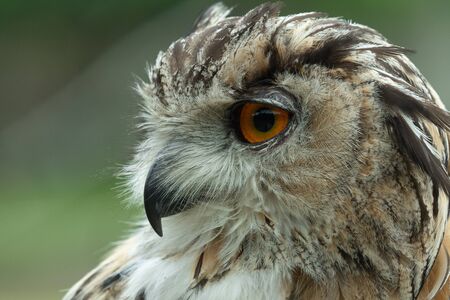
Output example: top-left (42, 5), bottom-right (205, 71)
top-left (253, 108), bottom-right (275, 132)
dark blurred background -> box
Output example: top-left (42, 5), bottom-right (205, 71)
top-left (0, 0), bottom-right (448, 298)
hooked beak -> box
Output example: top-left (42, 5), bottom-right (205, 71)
top-left (143, 154), bottom-right (190, 237)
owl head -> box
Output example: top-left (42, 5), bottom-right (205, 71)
top-left (124, 3), bottom-right (449, 297)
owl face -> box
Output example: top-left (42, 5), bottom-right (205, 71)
top-left (125, 3), bottom-right (449, 290)
top-left (142, 68), bottom-right (364, 231)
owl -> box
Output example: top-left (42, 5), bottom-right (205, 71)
top-left (64, 3), bottom-right (450, 299)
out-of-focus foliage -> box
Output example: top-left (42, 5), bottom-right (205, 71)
top-left (0, 0), bottom-right (448, 299)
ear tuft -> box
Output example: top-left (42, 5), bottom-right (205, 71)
top-left (379, 84), bottom-right (450, 131)
top-left (377, 83), bottom-right (450, 196)
top-left (191, 2), bottom-right (232, 33)
top-left (387, 114), bottom-right (450, 196)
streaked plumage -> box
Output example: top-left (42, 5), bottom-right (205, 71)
top-left (64, 3), bottom-right (450, 299)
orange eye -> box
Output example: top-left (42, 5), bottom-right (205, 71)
top-left (238, 102), bottom-right (290, 144)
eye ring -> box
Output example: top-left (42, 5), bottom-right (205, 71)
top-left (232, 102), bottom-right (291, 144)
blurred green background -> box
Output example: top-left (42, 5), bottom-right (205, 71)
top-left (0, 0), bottom-right (449, 299)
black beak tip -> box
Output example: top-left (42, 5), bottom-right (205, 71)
top-left (144, 205), bottom-right (164, 237)
top-left (151, 218), bottom-right (163, 237)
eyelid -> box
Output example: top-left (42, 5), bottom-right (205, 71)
top-left (230, 98), bottom-right (293, 114)
top-left (236, 87), bottom-right (297, 112)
